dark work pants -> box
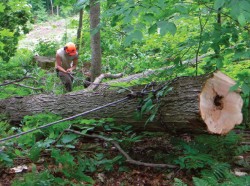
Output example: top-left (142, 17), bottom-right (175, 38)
top-left (57, 70), bottom-right (74, 92)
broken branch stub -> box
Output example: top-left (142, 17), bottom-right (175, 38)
top-left (200, 71), bottom-right (243, 134)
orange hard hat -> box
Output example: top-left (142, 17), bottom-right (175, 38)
top-left (65, 42), bottom-right (77, 56)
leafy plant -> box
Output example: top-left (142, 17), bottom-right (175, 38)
top-left (173, 178), bottom-right (188, 186)
top-left (0, 151), bottom-right (13, 167)
top-left (172, 131), bottom-right (250, 185)
top-left (0, 0), bottom-right (32, 61)
top-left (34, 40), bottom-right (60, 56)
top-left (137, 84), bottom-right (173, 124)
top-left (12, 168), bottom-right (56, 186)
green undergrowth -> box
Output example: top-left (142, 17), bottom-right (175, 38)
top-left (0, 112), bottom-right (249, 185)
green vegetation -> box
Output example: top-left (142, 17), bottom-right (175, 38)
top-left (0, 0), bottom-right (249, 185)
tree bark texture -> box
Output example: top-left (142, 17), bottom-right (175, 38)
top-left (0, 72), bottom-right (243, 135)
top-left (90, 0), bottom-right (101, 82)
top-left (76, 9), bottom-right (83, 50)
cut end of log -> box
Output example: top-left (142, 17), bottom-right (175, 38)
top-left (200, 71), bottom-right (243, 135)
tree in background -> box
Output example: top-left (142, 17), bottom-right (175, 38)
top-left (90, 0), bottom-right (101, 81)
top-left (76, 8), bottom-right (84, 50)
top-left (27, 0), bottom-right (48, 22)
top-left (0, 0), bottom-right (32, 62)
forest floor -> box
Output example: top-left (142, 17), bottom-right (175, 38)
top-left (0, 134), bottom-right (190, 186)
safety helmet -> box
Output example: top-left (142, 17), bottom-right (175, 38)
top-left (64, 42), bottom-right (77, 56)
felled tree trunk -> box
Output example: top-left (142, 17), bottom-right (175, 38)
top-left (0, 71), bottom-right (243, 135)
top-left (33, 56), bottom-right (55, 69)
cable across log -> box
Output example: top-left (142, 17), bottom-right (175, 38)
top-left (0, 71), bottom-right (243, 135)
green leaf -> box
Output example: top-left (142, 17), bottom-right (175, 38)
top-left (157, 21), bottom-right (176, 36)
top-left (214, 0), bottom-right (226, 10)
top-left (238, 14), bottom-right (246, 26)
top-left (0, 153), bottom-right (13, 163)
top-left (240, 0), bottom-right (250, 11)
top-left (241, 83), bottom-right (250, 94)
top-left (81, 174), bottom-right (95, 184)
top-left (148, 23), bottom-right (157, 34)
top-left (79, 119), bottom-right (96, 125)
top-left (0, 41), bottom-right (4, 50)
top-left (29, 145), bottom-right (41, 162)
top-left (215, 58), bottom-right (223, 69)
top-left (141, 99), bottom-right (153, 113)
top-left (193, 177), bottom-right (210, 186)
top-left (0, 29), bottom-right (14, 37)
top-left (76, 0), bottom-right (89, 6)
top-left (144, 13), bottom-right (155, 22)
top-left (230, 3), bottom-right (240, 19)
top-left (131, 30), bottom-right (143, 41)
top-left (229, 83), bottom-right (240, 92)
top-left (111, 15), bottom-right (119, 27)
top-left (147, 113), bottom-right (156, 123)
top-left (15, 149), bottom-right (22, 156)
top-left (174, 178), bottom-right (187, 186)
top-left (124, 34), bottom-right (133, 46)
top-left (61, 134), bottom-right (78, 144)
top-left (0, 3), bottom-right (5, 12)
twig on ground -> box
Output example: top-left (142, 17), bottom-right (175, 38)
top-left (52, 124), bottom-right (73, 145)
top-left (12, 83), bottom-right (43, 91)
top-left (65, 129), bottom-right (178, 169)
top-left (0, 76), bottom-right (34, 87)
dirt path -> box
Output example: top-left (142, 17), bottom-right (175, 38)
top-left (18, 18), bottom-right (77, 51)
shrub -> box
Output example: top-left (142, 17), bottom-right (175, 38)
top-left (34, 40), bottom-right (59, 56)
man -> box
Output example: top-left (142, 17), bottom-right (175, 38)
top-left (55, 42), bottom-right (78, 92)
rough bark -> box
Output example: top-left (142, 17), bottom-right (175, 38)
top-left (90, 0), bottom-right (101, 81)
top-left (76, 9), bottom-right (83, 50)
top-left (0, 72), bottom-right (243, 135)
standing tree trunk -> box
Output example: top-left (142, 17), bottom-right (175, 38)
top-left (0, 72), bottom-right (243, 135)
top-left (76, 8), bottom-right (84, 50)
top-left (90, 0), bottom-right (101, 82)
top-left (50, 0), bottom-right (54, 15)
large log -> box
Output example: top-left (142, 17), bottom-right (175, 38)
top-left (33, 56), bottom-right (55, 69)
top-left (0, 71), bottom-right (243, 134)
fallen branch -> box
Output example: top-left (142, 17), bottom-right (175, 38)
top-left (65, 129), bottom-right (178, 169)
top-left (86, 73), bottom-right (123, 91)
top-left (12, 83), bottom-right (43, 91)
top-left (0, 76), bottom-right (34, 87)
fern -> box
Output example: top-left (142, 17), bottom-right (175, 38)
top-left (211, 163), bottom-right (230, 179)
top-left (196, 162), bottom-right (250, 186)
top-left (220, 174), bottom-right (250, 186)
top-left (176, 153), bottom-right (215, 169)
top-left (193, 177), bottom-right (210, 186)
top-left (173, 178), bottom-right (188, 186)
top-left (236, 145), bottom-right (250, 155)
